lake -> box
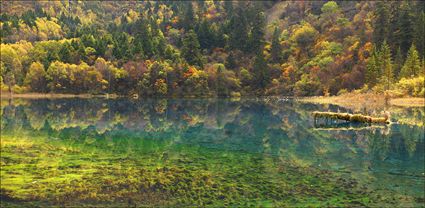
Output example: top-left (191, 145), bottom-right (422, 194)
top-left (1, 98), bottom-right (424, 207)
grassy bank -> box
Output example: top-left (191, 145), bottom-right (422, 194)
top-left (299, 92), bottom-right (424, 111)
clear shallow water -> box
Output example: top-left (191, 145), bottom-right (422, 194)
top-left (1, 98), bottom-right (424, 207)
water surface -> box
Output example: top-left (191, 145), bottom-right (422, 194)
top-left (1, 98), bottom-right (424, 207)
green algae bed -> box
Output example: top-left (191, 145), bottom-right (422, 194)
top-left (1, 98), bottom-right (424, 207)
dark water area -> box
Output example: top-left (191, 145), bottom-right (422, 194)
top-left (1, 98), bottom-right (424, 207)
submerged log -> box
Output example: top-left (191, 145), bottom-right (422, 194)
top-left (312, 111), bottom-right (390, 124)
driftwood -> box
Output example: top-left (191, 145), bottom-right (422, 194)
top-left (313, 111), bottom-right (390, 124)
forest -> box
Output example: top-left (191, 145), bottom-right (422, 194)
top-left (1, 1), bottom-right (424, 97)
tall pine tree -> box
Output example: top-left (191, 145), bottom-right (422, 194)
top-left (181, 2), bottom-right (195, 31)
top-left (228, 5), bottom-right (249, 52)
top-left (270, 27), bottom-right (282, 63)
top-left (400, 44), bottom-right (422, 78)
top-left (366, 46), bottom-right (380, 87)
top-left (413, 11), bottom-right (425, 57)
top-left (373, 2), bottom-right (390, 47)
top-left (181, 30), bottom-right (203, 67)
top-left (248, 11), bottom-right (266, 54)
top-left (196, 19), bottom-right (213, 50)
top-left (225, 52), bottom-right (237, 70)
top-left (393, 47), bottom-right (403, 80)
top-left (397, 2), bottom-right (415, 56)
top-left (252, 52), bottom-right (270, 90)
top-left (380, 41), bottom-right (393, 91)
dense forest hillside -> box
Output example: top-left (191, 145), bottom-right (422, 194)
top-left (1, 1), bottom-right (424, 97)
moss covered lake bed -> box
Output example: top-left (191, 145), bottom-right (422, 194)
top-left (1, 98), bottom-right (424, 207)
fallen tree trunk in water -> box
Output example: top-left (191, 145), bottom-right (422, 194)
top-left (313, 125), bottom-right (388, 131)
top-left (313, 111), bottom-right (390, 124)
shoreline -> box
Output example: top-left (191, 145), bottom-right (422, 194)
top-left (0, 92), bottom-right (118, 99)
top-left (2, 92), bottom-right (424, 108)
top-left (298, 92), bottom-right (424, 110)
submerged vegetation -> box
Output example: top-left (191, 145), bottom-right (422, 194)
top-left (0, 133), bottom-right (376, 207)
top-left (1, 1), bottom-right (424, 97)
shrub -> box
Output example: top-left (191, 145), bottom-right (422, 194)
top-left (294, 74), bottom-right (321, 96)
top-left (0, 81), bottom-right (9, 92)
top-left (337, 89), bottom-right (349, 95)
top-left (371, 84), bottom-right (385, 93)
top-left (353, 84), bottom-right (369, 94)
top-left (395, 76), bottom-right (424, 97)
top-left (230, 91), bottom-right (241, 97)
top-left (12, 85), bottom-right (28, 94)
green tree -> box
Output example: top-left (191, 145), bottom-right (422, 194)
top-left (134, 19), bottom-right (154, 57)
top-left (112, 32), bottom-right (131, 60)
top-left (397, 2), bottom-right (415, 55)
top-left (94, 57), bottom-right (127, 93)
top-left (0, 63), bottom-right (15, 93)
top-left (321, 1), bottom-right (339, 14)
top-left (320, 1), bottom-right (341, 31)
top-left (149, 61), bottom-right (172, 96)
top-left (70, 62), bottom-right (102, 94)
top-left (252, 52), bottom-right (270, 90)
top-left (413, 12), bottom-right (424, 56)
top-left (1, 22), bottom-right (12, 40)
top-left (291, 23), bottom-right (317, 57)
top-left (182, 2), bottom-right (195, 30)
top-left (224, 1), bottom-right (233, 15)
top-left (248, 10), bottom-right (266, 53)
top-left (240, 67), bottom-right (253, 87)
top-left (225, 52), bottom-right (237, 70)
top-left (380, 41), bottom-right (393, 91)
top-left (164, 44), bottom-right (181, 63)
top-left (153, 29), bottom-right (167, 57)
top-left (131, 40), bottom-right (144, 59)
top-left (69, 39), bottom-right (85, 64)
top-left (94, 35), bottom-right (111, 57)
top-left (45, 48), bottom-right (61, 69)
top-left (196, 19), bottom-right (214, 49)
top-left (81, 34), bottom-right (96, 48)
top-left (59, 42), bottom-right (73, 63)
top-left (294, 74), bottom-right (321, 96)
top-left (0, 45), bottom-right (23, 89)
top-left (270, 27), bottom-right (282, 63)
top-left (216, 64), bottom-right (228, 97)
top-left (183, 66), bottom-right (209, 96)
top-left (228, 7), bottom-right (249, 51)
top-left (215, 64), bottom-right (240, 97)
top-left (46, 61), bottom-right (69, 92)
top-left (373, 2), bottom-right (390, 47)
top-left (400, 44), bottom-right (422, 78)
top-left (24, 61), bottom-right (47, 92)
top-left (366, 48), bottom-right (379, 87)
top-left (393, 47), bottom-right (403, 80)
top-left (181, 30), bottom-right (203, 67)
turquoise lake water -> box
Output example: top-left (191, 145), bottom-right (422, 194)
top-left (1, 98), bottom-right (424, 207)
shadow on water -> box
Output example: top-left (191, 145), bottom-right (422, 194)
top-left (1, 98), bottom-right (424, 206)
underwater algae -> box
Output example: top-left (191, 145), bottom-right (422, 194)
top-left (0, 130), bottom-right (378, 207)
